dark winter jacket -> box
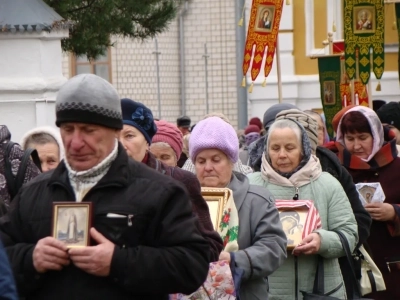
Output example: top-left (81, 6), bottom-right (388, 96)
top-left (145, 152), bottom-right (223, 261)
top-left (0, 125), bottom-right (41, 216)
top-left (0, 144), bottom-right (210, 300)
top-left (0, 239), bottom-right (17, 300)
top-left (346, 159), bottom-right (400, 300)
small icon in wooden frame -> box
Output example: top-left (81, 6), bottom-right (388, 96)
top-left (52, 202), bottom-right (92, 248)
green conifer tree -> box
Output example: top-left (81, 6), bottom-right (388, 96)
top-left (45, 0), bottom-right (182, 60)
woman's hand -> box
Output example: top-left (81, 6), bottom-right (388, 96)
top-left (219, 251), bottom-right (231, 262)
top-left (365, 203), bottom-right (395, 221)
top-left (292, 233), bottom-right (321, 256)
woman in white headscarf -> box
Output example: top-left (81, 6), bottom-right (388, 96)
top-left (20, 126), bottom-right (64, 172)
top-left (333, 105), bottom-right (400, 299)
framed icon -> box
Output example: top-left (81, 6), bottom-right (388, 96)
top-left (255, 5), bottom-right (276, 33)
top-left (353, 6), bottom-right (376, 34)
top-left (278, 206), bottom-right (309, 250)
top-left (52, 202), bottom-right (92, 248)
top-left (201, 187), bottom-right (230, 231)
top-left (323, 80), bottom-right (336, 105)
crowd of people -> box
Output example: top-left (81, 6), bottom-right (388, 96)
top-left (0, 74), bottom-right (399, 299)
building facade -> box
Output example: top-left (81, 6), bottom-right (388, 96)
top-left (62, 0), bottom-right (400, 129)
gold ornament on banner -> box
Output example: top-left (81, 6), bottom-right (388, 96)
top-left (238, 3), bottom-right (246, 27)
top-left (376, 81), bottom-right (381, 91)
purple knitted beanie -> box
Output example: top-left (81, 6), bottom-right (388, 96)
top-left (189, 116), bottom-right (239, 163)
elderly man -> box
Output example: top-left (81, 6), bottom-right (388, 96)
top-left (0, 74), bottom-right (209, 299)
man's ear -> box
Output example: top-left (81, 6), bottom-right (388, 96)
top-left (115, 129), bottom-right (121, 138)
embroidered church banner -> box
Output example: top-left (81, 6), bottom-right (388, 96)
top-left (242, 0), bottom-right (284, 87)
top-left (344, 0), bottom-right (385, 84)
top-left (318, 56), bottom-right (343, 138)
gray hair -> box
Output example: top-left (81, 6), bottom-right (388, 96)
top-left (150, 142), bottom-right (177, 160)
top-left (25, 133), bottom-right (58, 150)
top-left (266, 119), bottom-right (303, 155)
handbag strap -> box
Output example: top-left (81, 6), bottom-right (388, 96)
top-left (313, 255), bottom-right (325, 294)
top-left (333, 230), bottom-right (362, 298)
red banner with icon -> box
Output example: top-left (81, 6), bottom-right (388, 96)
top-left (242, 0), bottom-right (284, 86)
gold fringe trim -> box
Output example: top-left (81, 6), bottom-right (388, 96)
top-left (376, 81), bottom-right (381, 92)
top-left (286, 0), bottom-right (290, 5)
top-left (241, 76), bottom-right (246, 87)
top-left (262, 78), bottom-right (267, 87)
top-left (248, 82), bottom-right (254, 93)
top-left (238, 3), bottom-right (245, 27)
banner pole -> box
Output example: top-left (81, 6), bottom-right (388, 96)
top-left (276, 38), bottom-right (283, 103)
top-left (368, 51), bottom-right (373, 109)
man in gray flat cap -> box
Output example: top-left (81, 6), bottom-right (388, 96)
top-left (0, 74), bottom-right (209, 300)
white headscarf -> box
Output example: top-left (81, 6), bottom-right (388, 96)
top-left (336, 106), bottom-right (383, 162)
top-left (20, 126), bottom-right (64, 159)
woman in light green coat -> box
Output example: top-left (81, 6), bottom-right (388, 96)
top-left (248, 119), bottom-right (358, 300)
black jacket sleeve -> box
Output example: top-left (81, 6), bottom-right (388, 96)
top-left (338, 165), bottom-right (371, 247)
top-left (0, 239), bottom-right (18, 300)
top-left (317, 147), bottom-right (371, 247)
top-left (109, 182), bottom-right (210, 295)
top-left (177, 170), bottom-right (223, 262)
top-left (0, 191), bottom-right (46, 297)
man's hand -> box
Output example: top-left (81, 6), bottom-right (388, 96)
top-left (218, 251), bottom-right (231, 263)
top-left (365, 203), bottom-right (395, 221)
top-left (69, 228), bottom-right (114, 277)
top-left (292, 233), bottom-right (321, 256)
top-left (33, 237), bottom-right (70, 273)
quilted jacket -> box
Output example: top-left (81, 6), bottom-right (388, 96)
top-left (248, 155), bottom-right (358, 300)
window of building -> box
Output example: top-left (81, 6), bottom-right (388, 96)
top-left (71, 49), bottom-right (112, 82)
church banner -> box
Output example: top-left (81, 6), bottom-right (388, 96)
top-left (344, 0), bottom-right (385, 84)
top-left (318, 56), bottom-right (343, 139)
top-left (242, 0), bottom-right (284, 90)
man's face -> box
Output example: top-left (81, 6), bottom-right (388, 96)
top-left (60, 123), bottom-right (117, 171)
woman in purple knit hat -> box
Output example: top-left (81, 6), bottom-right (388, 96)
top-left (189, 116), bottom-right (287, 299)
